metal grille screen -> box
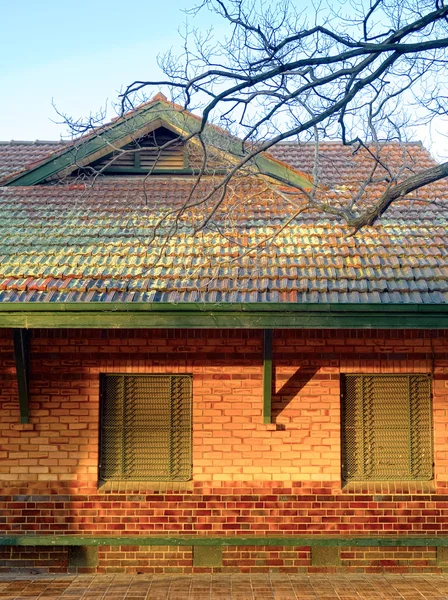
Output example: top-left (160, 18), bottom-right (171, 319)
top-left (341, 375), bottom-right (433, 482)
top-left (100, 375), bottom-right (192, 481)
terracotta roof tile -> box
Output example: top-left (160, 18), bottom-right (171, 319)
top-left (269, 141), bottom-right (437, 188)
top-left (0, 136), bottom-right (446, 304)
top-left (0, 141), bottom-right (67, 178)
top-left (0, 170), bottom-right (446, 304)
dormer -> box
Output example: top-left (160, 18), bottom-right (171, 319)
top-left (80, 126), bottom-right (187, 176)
top-left (0, 93), bottom-right (311, 190)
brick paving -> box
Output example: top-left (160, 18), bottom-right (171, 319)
top-left (1, 574), bottom-right (448, 600)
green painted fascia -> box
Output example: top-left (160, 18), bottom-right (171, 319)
top-left (5, 101), bottom-right (311, 189)
top-left (0, 303), bottom-right (446, 329)
top-left (253, 152), bottom-right (312, 189)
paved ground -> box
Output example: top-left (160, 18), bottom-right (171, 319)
top-left (1, 574), bottom-right (448, 600)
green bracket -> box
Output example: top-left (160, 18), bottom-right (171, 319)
top-left (13, 329), bottom-right (31, 424)
top-left (263, 329), bottom-right (273, 424)
top-left (311, 546), bottom-right (341, 566)
top-left (193, 546), bottom-right (223, 567)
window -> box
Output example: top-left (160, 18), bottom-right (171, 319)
top-left (99, 374), bottom-right (192, 482)
top-left (341, 374), bottom-right (433, 482)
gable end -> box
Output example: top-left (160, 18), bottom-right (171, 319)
top-left (80, 127), bottom-right (186, 175)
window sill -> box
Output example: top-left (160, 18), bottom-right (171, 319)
top-left (341, 480), bottom-right (436, 495)
top-left (98, 480), bottom-right (194, 493)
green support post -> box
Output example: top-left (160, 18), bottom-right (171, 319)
top-left (263, 329), bottom-right (273, 424)
top-left (13, 329), bottom-right (31, 424)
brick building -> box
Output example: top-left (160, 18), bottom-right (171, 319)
top-left (0, 94), bottom-right (447, 573)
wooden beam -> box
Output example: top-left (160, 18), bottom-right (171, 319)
top-left (13, 329), bottom-right (31, 424)
top-left (102, 167), bottom-right (227, 175)
top-left (263, 329), bottom-right (273, 424)
top-left (0, 303), bottom-right (448, 329)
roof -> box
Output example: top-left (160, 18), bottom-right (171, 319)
top-left (0, 98), bottom-right (447, 328)
top-left (269, 141), bottom-right (437, 188)
top-left (0, 176), bottom-right (446, 304)
top-left (0, 138), bottom-right (435, 189)
top-left (0, 141), bottom-right (66, 179)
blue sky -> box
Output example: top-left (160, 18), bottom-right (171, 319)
top-left (0, 0), bottom-right (446, 159)
top-left (0, 0), bottom-right (221, 140)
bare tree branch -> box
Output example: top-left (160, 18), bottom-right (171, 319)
top-left (62, 0), bottom-right (448, 241)
top-left (351, 160), bottom-right (448, 229)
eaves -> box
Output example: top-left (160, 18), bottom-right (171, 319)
top-left (0, 302), bottom-right (447, 329)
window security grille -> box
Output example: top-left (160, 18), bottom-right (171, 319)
top-left (341, 375), bottom-right (433, 482)
top-left (99, 375), bottom-right (192, 481)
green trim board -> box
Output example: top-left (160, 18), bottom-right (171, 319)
top-left (0, 535), bottom-right (448, 547)
top-left (4, 98), bottom-right (311, 189)
top-left (0, 303), bottom-right (447, 329)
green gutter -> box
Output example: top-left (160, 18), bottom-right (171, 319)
top-left (0, 303), bottom-right (446, 329)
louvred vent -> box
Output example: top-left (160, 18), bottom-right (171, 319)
top-left (93, 127), bottom-right (185, 173)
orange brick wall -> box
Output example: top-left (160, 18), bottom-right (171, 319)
top-left (339, 546), bottom-right (438, 573)
top-left (1, 327), bottom-right (448, 573)
top-left (0, 546), bottom-right (67, 572)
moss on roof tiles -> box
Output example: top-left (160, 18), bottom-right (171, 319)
top-left (1, 136), bottom-right (447, 305)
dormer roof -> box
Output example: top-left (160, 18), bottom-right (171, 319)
top-left (0, 94), bottom-right (311, 189)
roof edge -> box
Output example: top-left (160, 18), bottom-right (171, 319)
top-left (0, 302), bottom-right (447, 329)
